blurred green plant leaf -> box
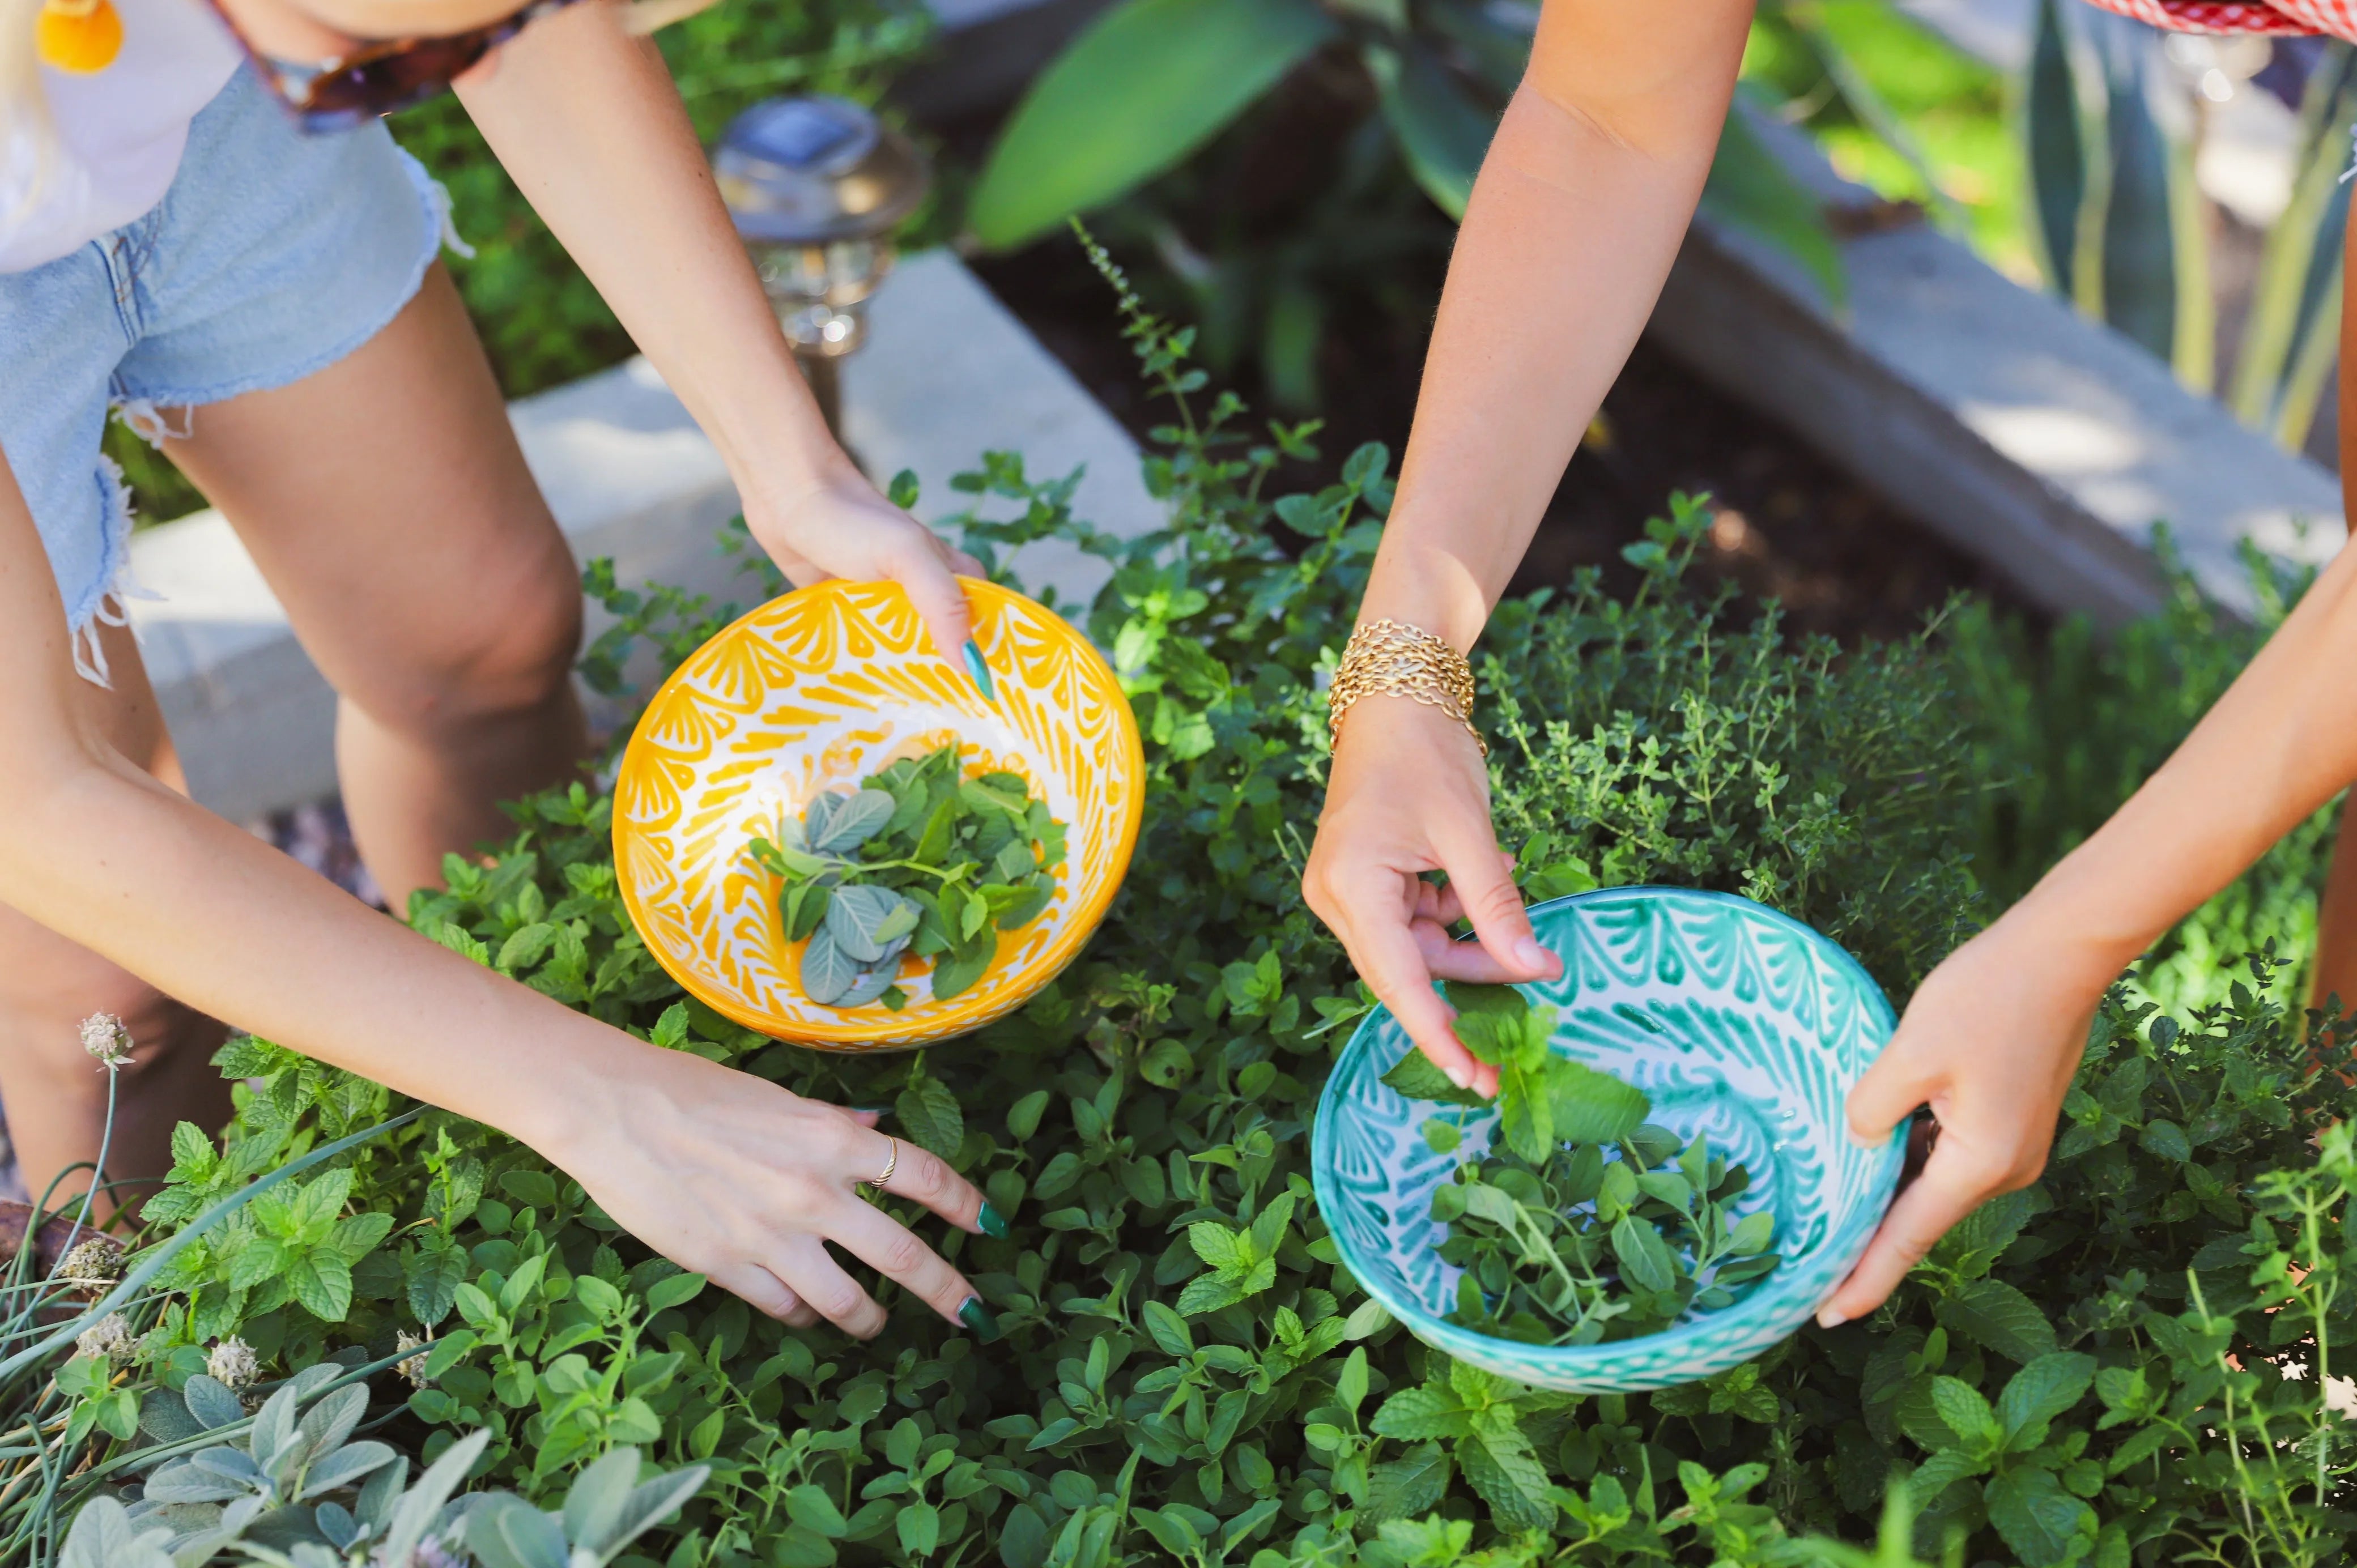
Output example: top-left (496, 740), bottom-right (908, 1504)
top-left (1364, 39), bottom-right (1499, 220)
top-left (970, 0), bottom-right (1337, 249)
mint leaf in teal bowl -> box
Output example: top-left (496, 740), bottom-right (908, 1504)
top-left (1312, 887), bottom-right (1906, 1392)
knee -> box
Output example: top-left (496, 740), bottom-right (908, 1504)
top-left (355, 545), bottom-right (583, 742)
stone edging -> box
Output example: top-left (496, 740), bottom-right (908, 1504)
top-left (1653, 109), bottom-right (2344, 627)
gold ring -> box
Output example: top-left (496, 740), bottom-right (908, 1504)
top-left (862, 1137), bottom-right (899, 1190)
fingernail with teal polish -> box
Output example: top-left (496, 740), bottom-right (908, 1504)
top-left (852, 1106), bottom-right (890, 1117)
top-left (978, 1201), bottom-right (1010, 1239)
top-left (963, 640), bottom-right (996, 703)
top-left (959, 1297), bottom-right (1001, 1341)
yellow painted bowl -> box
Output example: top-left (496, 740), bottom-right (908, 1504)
top-left (613, 578), bottom-right (1145, 1050)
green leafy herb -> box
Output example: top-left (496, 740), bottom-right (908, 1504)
top-left (748, 745), bottom-right (1066, 1008)
top-left (84, 236), bottom-right (2357, 1568)
top-left (1384, 983), bottom-right (1778, 1344)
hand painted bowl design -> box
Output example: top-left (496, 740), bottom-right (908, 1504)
top-left (1312, 886), bottom-right (1904, 1391)
top-left (613, 578), bottom-right (1145, 1050)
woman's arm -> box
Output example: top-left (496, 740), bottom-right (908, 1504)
top-left (0, 455), bottom-right (991, 1337)
top-left (449, 2), bottom-right (980, 657)
top-left (1303, 0), bottom-right (1756, 1091)
top-left (1825, 498), bottom-right (2357, 1323)
top-left (1818, 212), bottom-right (2357, 1326)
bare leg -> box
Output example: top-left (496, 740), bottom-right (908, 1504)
top-left (157, 266), bottom-right (590, 911)
top-left (2311, 215), bottom-right (2357, 1020)
top-left (0, 619), bottom-right (233, 1216)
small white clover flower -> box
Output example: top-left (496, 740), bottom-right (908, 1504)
top-left (75, 1313), bottom-right (134, 1365)
top-left (395, 1330), bottom-right (432, 1389)
top-left (57, 1235), bottom-right (124, 1289)
top-left (207, 1336), bottom-right (259, 1390)
top-left (78, 1013), bottom-right (133, 1070)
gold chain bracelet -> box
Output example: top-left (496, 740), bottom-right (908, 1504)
top-left (1327, 619), bottom-right (1486, 757)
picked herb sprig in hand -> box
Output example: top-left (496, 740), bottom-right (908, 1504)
top-left (748, 745), bottom-right (1066, 1009)
top-left (1381, 983), bottom-right (1780, 1345)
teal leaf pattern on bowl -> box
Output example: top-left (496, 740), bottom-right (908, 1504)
top-left (1312, 887), bottom-right (1905, 1392)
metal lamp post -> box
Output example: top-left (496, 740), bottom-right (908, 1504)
top-left (713, 95), bottom-right (932, 438)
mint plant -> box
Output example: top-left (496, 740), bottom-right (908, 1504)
top-left (1384, 984), bottom-right (1778, 1345)
top-left (748, 744), bottom-right (1066, 1007)
top-left (23, 238), bottom-right (2357, 1568)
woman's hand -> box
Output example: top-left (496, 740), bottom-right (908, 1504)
top-left (1303, 697), bottom-right (1562, 1098)
top-left (449, 9), bottom-right (983, 664)
top-left (1818, 914), bottom-right (2111, 1327)
top-left (741, 466), bottom-right (986, 667)
top-left (547, 1042), bottom-right (1001, 1338)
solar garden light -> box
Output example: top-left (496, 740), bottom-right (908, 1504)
top-left (712, 95), bottom-right (931, 437)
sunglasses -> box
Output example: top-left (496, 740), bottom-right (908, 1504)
top-left (212, 0), bottom-right (716, 133)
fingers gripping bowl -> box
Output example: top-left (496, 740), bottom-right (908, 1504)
top-left (1312, 887), bottom-right (1905, 1392)
top-left (614, 578), bottom-right (1145, 1050)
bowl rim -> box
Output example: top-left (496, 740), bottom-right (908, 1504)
top-left (1312, 884), bottom-right (1906, 1377)
top-left (611, 576), bottom-right (1146, 1047)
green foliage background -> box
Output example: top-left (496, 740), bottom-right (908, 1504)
top-left (37, 262), bottom-right (2357, 1568)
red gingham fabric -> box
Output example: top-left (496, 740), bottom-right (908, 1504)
top-left (2078, 0), bottom-right (2356, 39)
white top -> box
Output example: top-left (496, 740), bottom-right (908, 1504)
top-left (0, 0), bottom-right (241, 274)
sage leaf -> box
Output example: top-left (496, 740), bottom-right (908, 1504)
top-left (827, 884), bottom-right (907, 963)
top-left (801, 929), bottom-right (857, 1004)
top-left (802, 790), bottom-right (847, 846)
top-left (837, 966), bottom-right (897, 1008)
top-left (815, 787), bottom-right (896, 854)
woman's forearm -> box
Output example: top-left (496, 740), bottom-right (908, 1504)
top-left (1358, 0), bottom-right (1752, 650)
top-left (0, 752), bottom-right (637, 1154)
top-left (1999, 544), bottom-right (2357, 979)
top-left (453, 1), bottom-right (848, 490)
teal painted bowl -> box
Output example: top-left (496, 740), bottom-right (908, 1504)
top-left (1311, 887), bottom-right (1904, 1392)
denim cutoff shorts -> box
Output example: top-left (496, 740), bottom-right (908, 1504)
top-left (0, 63), bottom-right (463, 684)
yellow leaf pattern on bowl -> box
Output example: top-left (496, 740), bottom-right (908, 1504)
top-left (614, 578), bottom-right (1144, 1050)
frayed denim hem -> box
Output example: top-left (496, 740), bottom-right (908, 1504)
top-left (66, 454), bottom-right (148, 688)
